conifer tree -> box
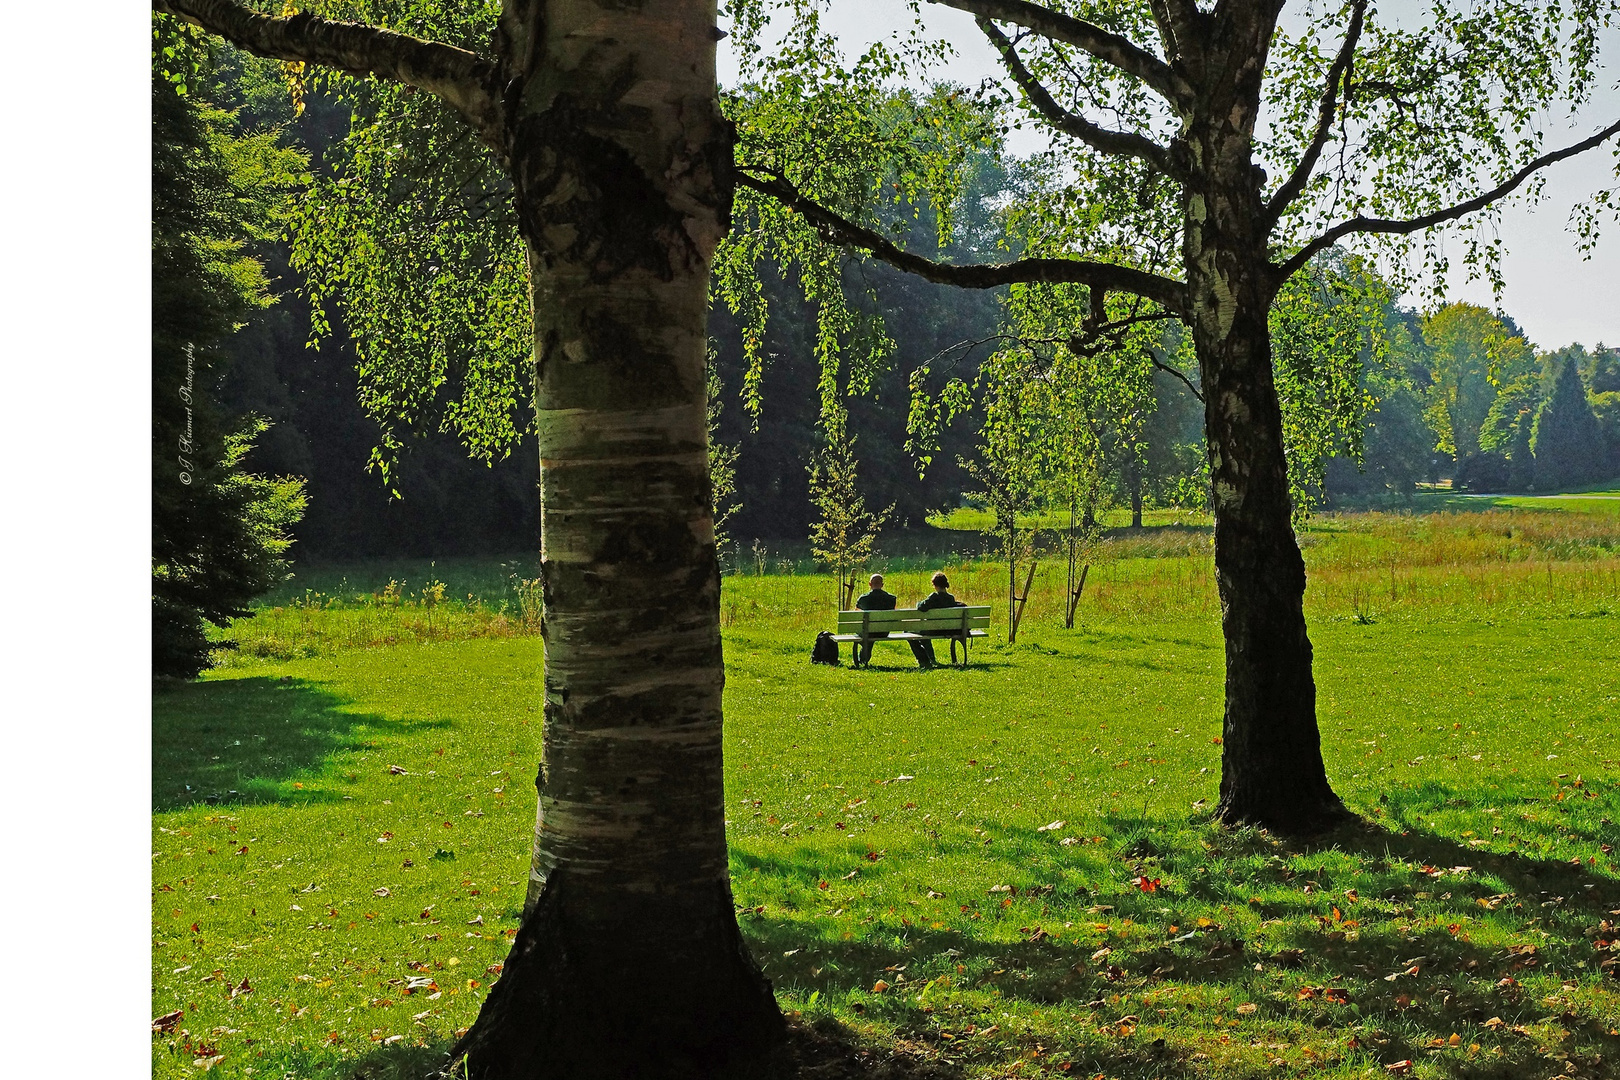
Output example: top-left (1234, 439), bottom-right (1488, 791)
top-left (1532, 360), bottom-right (1608, 490)
top-left (152, 21), bottom-right (307, 679)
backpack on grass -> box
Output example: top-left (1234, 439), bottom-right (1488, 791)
top-left (811, 631), bottom-right (840, 666)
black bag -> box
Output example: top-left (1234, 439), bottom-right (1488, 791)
top-left (811, 631), bottom-right (840, 666)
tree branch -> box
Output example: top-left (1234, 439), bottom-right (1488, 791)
top-left (1276, 117), bottom-right (1620, 280)
top-left (1265, 0), bottom-right (1366, 224)
top-left (1151, 358), bottom-right (1204, 401)
top-left (978, 19), bottom-right (1183, 178)
top-left (735, 168), bottom-right (1188, 315)
top-left (154, 0), bottom-right (502, 138)
top-left (928, 0), bottom-right (1191, 109)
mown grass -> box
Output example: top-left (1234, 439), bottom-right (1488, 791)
top-left (156, 507), bottom-right (1620, 1079)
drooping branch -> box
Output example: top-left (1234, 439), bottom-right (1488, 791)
top-left (1265, 0), bottom-right (1366, 224)
top-left (1276, 117), bottom-right (1620, 280)
top-left (735, 168), bottom-right (1189, 315)
top-left (154, 0), bottom-right (502, 138)
top-left (978, 19), bottom-right (1183, 178)
top-left (928, 0), bottom-right (1192, 109)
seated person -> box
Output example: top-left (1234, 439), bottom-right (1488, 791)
top-left (853, 573), bottom-right (896, 666)
top-left (911, 571), bottom-right (964, 669)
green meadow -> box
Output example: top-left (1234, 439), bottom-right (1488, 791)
top-left (154, 506), bottom-right (1620, 1079)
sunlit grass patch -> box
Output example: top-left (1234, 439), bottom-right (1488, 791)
top-left (164, 501), bottom-right (1620, 1078)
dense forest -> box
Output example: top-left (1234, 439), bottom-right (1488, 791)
top-left (193, 50), bottom-right (1620, 564)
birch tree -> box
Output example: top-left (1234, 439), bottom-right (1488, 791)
top-left (152, 0), bottom-right (783, 1074)
top-left (729, 0), bottom-right (1620, 831)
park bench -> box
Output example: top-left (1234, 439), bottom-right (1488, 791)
top-left (831, 606), bottom-right (992, 668)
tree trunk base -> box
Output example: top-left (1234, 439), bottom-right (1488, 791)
top-left (444, 870), bottom-right (786, 1079)
top-left (1213, 783), bottom-right (1356, 837)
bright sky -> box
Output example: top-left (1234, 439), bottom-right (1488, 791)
top-left (720, 0), bottom-right (1620, 352)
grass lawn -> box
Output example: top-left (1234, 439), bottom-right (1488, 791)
top-left (1411, 482), bottom-right (1620, 518)
top-left (155, 511), bottom-right (1620, 1079)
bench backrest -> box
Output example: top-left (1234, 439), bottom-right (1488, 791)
top-left (836, 606), bottom-right (991, 634)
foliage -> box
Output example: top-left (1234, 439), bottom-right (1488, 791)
top-left (708, 352), bottom-right (744, 566)
top-left (1421, 304), bottom-right (1535, 461)
top-left (719, 0), bottom-right (1000, 429)
top-left (153, 18), bottom-right (309, 679)
top-left (1593, 391), bottom-right (1620, 466)
top-left (286, 38), bottom-right (531, 488)
top-left (1531, 358), bottom-right (1610, 490)
top-left (1268, 253), bottom-right (1389, 520)
top-left (958, 355), bottom-right (1050, 630)
top-left (1323, 304), bottom-right (1434, 504)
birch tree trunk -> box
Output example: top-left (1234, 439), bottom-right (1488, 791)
top-left (1180, 25), bottom-right (1349, 833)
top-left (445, 0), bottom-right (783, 1074)
top-left (153, 0), bottom-right (785, 1068)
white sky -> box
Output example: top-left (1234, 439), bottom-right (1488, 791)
top-left (720, 0), bottom-right (1620, 351)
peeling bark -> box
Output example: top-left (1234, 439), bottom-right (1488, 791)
top-left (155, 0), bottom-right (784, 1071)
top-left (1177, 3), bottom-right (1349, 834)
top-left (447, 0), bottom-right (784, 1072)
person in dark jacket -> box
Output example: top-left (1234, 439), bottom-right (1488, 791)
top-left (853, 573), bottom-right (896, 666)
top-left (911, 571), bottom-right (964, 669)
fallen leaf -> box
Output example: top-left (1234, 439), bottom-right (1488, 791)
top-left (229, 977), bottom-right (252, 997)
top-left (373, 888), bottom-right (390, 898)
top-left (1236, 1003), bottom-right (1258, 1015)
top-left (389, 765), bottom-right (407, 775)
top-left (153, 1010), bottom-right (184, 1033)
top-left (872, 980), bottom-right (890, 993)
top-left (192, 1056), bottom-right (225, 1070)
top-left (1385, 1061), bottom-right (1413, 1074)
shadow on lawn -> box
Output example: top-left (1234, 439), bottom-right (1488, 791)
top-left (334, 1021), bottom-right (968, 1080)
top-left (152, 676), bottom-right (451, 812)
top-left (737, 808), bottom-right (1619, 1078)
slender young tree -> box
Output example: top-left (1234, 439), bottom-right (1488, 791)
top-left (728, 0), bottom-right (1620, 831)
top-left (152, 1), bottom-right (783, 1075)
top-left (808, 411), bottom-right (891, 610)
top-left (959, 358), bottom-right (1045, 638)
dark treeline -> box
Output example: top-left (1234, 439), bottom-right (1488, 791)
top-left (208, 62), bottom-right (1619, 566)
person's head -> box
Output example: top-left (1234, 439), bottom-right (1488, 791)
top-left (869, 573), bottom-right (884, 590)
top-left (931, 572), bottom-right (949, 592)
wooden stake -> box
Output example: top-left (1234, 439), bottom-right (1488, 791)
top-left (1010, 560), bottom-right (1037, 641)
top-left (1066, 563), bottom-right (1090, 627)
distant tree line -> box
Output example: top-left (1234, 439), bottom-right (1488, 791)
top-left (199, 54), bottom-right (1617, 574)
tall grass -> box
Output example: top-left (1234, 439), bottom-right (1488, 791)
top-left (218, 508), bottom-right (1620, 660)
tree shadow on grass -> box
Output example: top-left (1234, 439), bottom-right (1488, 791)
top-left (152, 676), bottom-right (451, 812)
top-left (333, 1021), bottom-right (966, 1080)
top-left (849, 658), bottom-right (1016, 674)
top-left (733, 803), bottom-right (1620, 1079)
